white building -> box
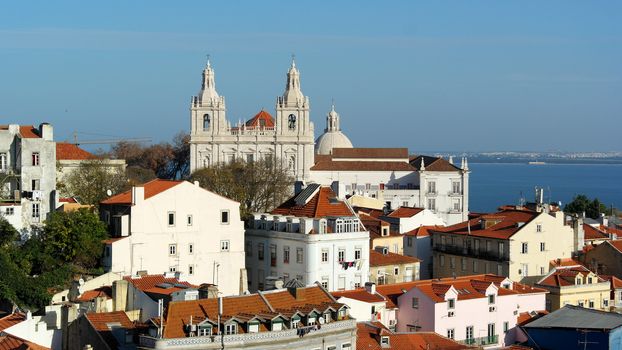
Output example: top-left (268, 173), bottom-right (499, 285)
top-left (245, 183), bottom-right (370, 292)
top-left (189, 59), bottom-right (315, 181)
top-left (99, 179), bottom-right (246, 296)
top-left (0, 123), bottom-right (56, 235)
top-left (309, 147), bottom-right (470, 225)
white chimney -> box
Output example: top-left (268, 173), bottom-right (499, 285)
top-left (39, 123), bottom-right (54, 141)
top-left (364, 282), bottom-right (376, 294)
top-left (132, 186), bottom-right (145, 205)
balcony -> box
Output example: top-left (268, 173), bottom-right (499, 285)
top-left (434, 245), bottom-right (509, 262)
top-left (459, 335), bottom-right (498, 346)
top-left (448, 191), bottom-right (463, 197)
top-left (139, 319), bottom-right (356, 349)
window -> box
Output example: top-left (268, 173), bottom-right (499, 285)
top-left (536, 224), bottom-right (542, 232)
top-left (407, 237), bottom-right (413, 247)
top-left (31, 152), bottom-right (40, 166)
top-left (503, 321), bottom-right (509, 333)
top-left (488, 294), bottom-right (496, 304)
top-left (453, 199), bottom-right (461, 211)
top-left (296, 248), bottom-right (303, 263)
top-left (288, 114), bottom-right (297, 130)
top-left (540, 266), bottom-right (545, 275)
top-left (427, 181), bottom-right (436, 194)
top-left (427, 198), bottom-right (436, 211)
top-left (341, 344), bottom-right (352, 350)
top-left (248, 322), bottom-right (259, 333)
top-left (220, 210), bottom-right (229, 224)
top-left (466, 326), bottom-right (473, 341)
top-left (0, 153), bottom-right (7, 171)
top-left (497, 264), bottom-right (503, 275)
top-left (187, 215), bottom-right (193, 226)
top-left (258, 270), bottom-right (264, 290)
top-left (452, 181), bottom-right (461, 194)
top-left (168, 212), bottom-right (175, 226)
top-left (487, 323), bottom-right (496, 342)
top-left (321, 276), bottom-right (329, 289)
top-left (461, 258), bottom-right (466, 271)
top-left (338, 249), bottom-right (345, 263)
top-left (447, 328), bottom-right (454, 339)
top-left (486, 240), bottom-right (492, 252)
top-left (321, 249), bottom-right (329, 263)
top-left (258, 243), bottom-right (264, 260)
top-left (412, 297), bottom-right (419, 309)
top-left (32, 203), bottom-right (40, 218)
top-left (540, 242), bottom-right (545, 252)
top-left (246, 154), bottom-right (254, 163)
top-left (270, 245), bottom-right (277, 267)
top-left (31, 179), bottom-right (40, 191)
top-left (169, 244), bottom-right (177, 256)
top-left (447, 298), bottom-right (455, 309)
top-left (440, 254), bottom-right (445, 267)
top-left (521, 242), bottom-right (528, 254)
top-left (224, 323), bottom-right (237, 335)
top-left (449, 257), bottom-right (455, 269)
top-left (394, 267), bottom-right (399, 275)
top-left (198, 326), bottom-right (212, 336)
top-left (188, 243), bottom-right (194, 254)
top-left (188, 265), bottom-right (194, 276)
top-left (169, 266), bottom-right (177, 272)
top-left (578, 300), bottom-right (585, 307)
top-left (498, 242), bottom-right (504, 255)
top-left (473, 260), bottom-right (478, 273)
top-left (588, 277), bottom-right (593, 284)
top-left (521, 264), bottom-right (528, 277)
top-left (355, 247), bottom-right (362, 260)
top-left (589, 299), bottom-right (595, 308)
top-left (604, 299), bottom-right (609, 308)
top-left (203, 114), bottom-right (210, 130)
top-left (380, 336), bottom-right (389, 346)
top-left (283, 246), bottom-right (290, 263)
top-left (220, 240), bottom-right (230, 252)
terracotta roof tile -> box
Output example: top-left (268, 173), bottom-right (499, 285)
top-left (369, 250), bottom-right (420, 267)
top-left (0, 313), bottom-right (25, 331)
top-left (607, 240), bottom-right (622, 253)
top-left (311, 160), bottom-right (415, 171)
top-left (85, 311), bottom-right (136, 349)
top-left (331, 148), bottom-right (409, 159)
top-left (76, 286), bottom-right (113, 302)
top-left (124, 274), bottom-right (197, 295)
top-left (583, 224), bottom-right (611, 241)
top-left (56, 142), bottom-right (95, 160)
top-left (537, 266), bottom-right (606, 288)
top-left (245, 110), bottom-right (275, 128)
top-left (517, 310), bottom-right (549, 326)
top-left (431, 209), bottom-right (540, 240)
top-left (18, 126), bottom-right (41, 139)
top-left (356, 322), bottom-right (473, 350)
top-left (404, 225), bottom-right (440, 238)
top-left (410, 155), bottom-right (462, 172)
top-left (332, 290), bottom-right (387, 304)
top-left (386, 206), bottom-right (424, 218)
top-left (100, 179), bottom-right (184, 205)
top-left (271, 186), bottom-right (354, 218)
top-left (0, 334), bottom-right (50, 350)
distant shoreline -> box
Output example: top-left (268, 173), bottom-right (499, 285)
top-left (469, 159), bottom-right (622, 165)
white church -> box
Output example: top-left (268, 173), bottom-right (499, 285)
top-left (189, 59), bottom-right (470, 225)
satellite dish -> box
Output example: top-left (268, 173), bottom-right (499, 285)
top-left (106, 189), bottom-right (112, 196)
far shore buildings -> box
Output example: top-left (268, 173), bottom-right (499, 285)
top-left (431, 206), bottom-right (575, 283)
top-left (245, 184), bottom-right (370, 292)
top-left (99, 179), bottom-right (246, 295)
top-left (0, 123), bottom-right (56, 234)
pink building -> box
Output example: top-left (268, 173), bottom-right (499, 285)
top-left (378, 274), bottom-right (547, 348)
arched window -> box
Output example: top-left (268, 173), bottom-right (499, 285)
top-left (288, 114), bottom-right (297, 130)
top-left (203, 114), bottom-right (210, 131)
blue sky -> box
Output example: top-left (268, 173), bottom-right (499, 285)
top-left (1, 1), bottom-right (621, 152)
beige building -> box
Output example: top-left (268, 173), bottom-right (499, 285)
top-left (432, 206), bottom-right (575, 283)
top-left (369, 247), bottom-right (421, 285)
top-left (536, 264), bottom-right (611, 311)
top-left (359, 212), bottom-right (404, 255)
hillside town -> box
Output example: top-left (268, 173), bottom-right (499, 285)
top-left (1, 59), bottom-right (622, 350)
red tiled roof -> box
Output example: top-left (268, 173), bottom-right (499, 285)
top-left (354, 207), bottom-right (385, 219)
top-left (410, 155), bottom-right (462, 172)
top-left (124, 274), bottom-right (197, 295)
top-left (537, 266), bottom-right (607, 288)
top-left (271, 186), bottom-right (354, 218)
top-left (0, 334), bottom-right (50, 350)
top-left (245, 110), bottom-right (275, 128)
top-left (404, 225), bottom-right (440, 238)
top-left (0, 313), bottom-right (25, 331)
top-left (19, 126), bottom-right (41, 139)
top-left (369, 250), bottom-right (420, 267)
top-left (602, 275), bottom-right (622, 289)
top-left (356, 322), bottom-right (472, 350)
top-left (549, 258), bottom-right (583, 268)
top-left (56, 142), bottom-right (95, 160)
top-left (85, 311), bottom-right (136, 349)
top-left (332, 290), bottom-right (387, 304)
top-left (583, 224), bottom-right (611, 241)
top-left (386, 206), bottom-right (423, 218)
top-left (517, 310), bottom-right (549, 326)
top-left (59, 197), bottom-right (78, 203)
top-left (331, 148), bottom-right (409, 159)
top-left (76, 286), bottom-right (113, 302)
top-left (311, 160), bottom-right (415, 171)
top-left (100, 179), bottom-right (184, 205)
top-left (431, 209), bottom-right (540, 240)
top-left (607, 240), bottom-right (622, 254)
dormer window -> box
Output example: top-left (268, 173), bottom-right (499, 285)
top-left (248, 321), bottom-right (259, 333)
top-left (224, 323), bottom-right (237, 335)
top-left (324, 311), bottom-right (332, 323)
top-left (198, 325), bottom-right (212, 336)
top-left (272, 320), bottom-right (283, 331)
top-left (382, 227), bottom-right (389, 236)
top-left (380, 336), bottom-right (390, 346)
top-left (576, 277), bottom-right (583, 285)
top-left (291, 316), bottom-right (301, 328)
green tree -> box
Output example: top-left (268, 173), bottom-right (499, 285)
top-left (0, 216), bottom-right (19, 247)
top-left (63, 158), bottom-right (129, 206)
top-left (564, 194), bottom-right (609, 219)
top-left (190, 157), bottom-right (293, 218)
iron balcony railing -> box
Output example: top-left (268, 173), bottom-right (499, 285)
top-left (459, 334), bottom-right (499, 346)
top-left (434, 245), bottom-right (509, 262)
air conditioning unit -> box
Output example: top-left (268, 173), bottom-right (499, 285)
top-left (448, 311), bottom-right (455, 317)
top-left (489, 306), bottom-right (496, 312)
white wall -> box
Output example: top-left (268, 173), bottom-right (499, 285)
top-left (4, 313), bottom-right (62, 349)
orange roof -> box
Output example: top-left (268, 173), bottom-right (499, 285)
top-left (386, 206), bottom-right (423, 218)
top-left (517, 310), bottom-right (549, 326)
top-left (76, 286), bottom-right (112, 302)
top-left (431, 209), bottom-right (540, 240)
top-left (332, 290), bottom-right (387, 304)
top-left (354, 207), bottom-right (385, 218)
top-left (404, 225), bottom-right (440, 238)
top-left (0, 313), bottom-right (25, 332)
top-left (245, 110), bottom-right (275, 128)
top-left (85, 311), bottom-right (136, 349)
top-left (602, 275), bottom-right (622, 289)
top-left (56, 142), bottom-right (95, 160)
top-left (163, 285), bottom-right (342, 339)
top-left (271, 186), bottom-right (354, 218)
top-left (0, 334), bottom-right (50, 350)
top-left (19, 125), bottom-right (41, 138)
top-left (331, 148), bottom-right (409, 159)
top-left (537, 266), bottom-right (606, 288)
top-left (584, 224), bottom-right (611, 241)
top-left (124, 274), bottom-right (197, 295)
top-left (410, 155), bottom-right (462, 172)
top-left (369, 250), bottom-right (420, 267)
top-left (356, 322), bottom-right (472, 350)
top-left (100, 179), bottom-right (184, 205)
top-left (549, 258), bottom-right (583, 268)
top-left (606, 240), bottom-right (622, 253)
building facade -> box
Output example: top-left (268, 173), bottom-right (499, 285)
top-left (99, 179), bottom-right (246, 295)
top-left (0, 123), bottom-right (56, 234)
top-left (245, 184), bottom-right (370, 292)
top-left (369, 248), bottom-right (421, 285)
top-left (189, 59), bottom-right (315, 181)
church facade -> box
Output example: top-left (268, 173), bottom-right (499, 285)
top-left (189, 60), bottom-right (315, 181)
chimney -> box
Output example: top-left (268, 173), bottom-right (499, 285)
top-left (274, 280), bottom-right (284, 289)
top-left (193, 180), bottom-right (200, 187)
top-left (573, 216), bottom-right (585, 252)
top-left (131, 186), bottom-right (145, 205)
top-left (112, 279), bottom-right (129, 312)
top-left (294, 181), bottom-right (305, 195)
top-left (39, 123), bottom-right (53, 141)
top-left (365, 282), bottom-right (376, 294)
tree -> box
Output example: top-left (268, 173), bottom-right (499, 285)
top-left (190, 157), bottom-right (293, 218)
top-left (63, 158), bottom-right (129, 206)
top-left (564, 194), bottom-right (609, 219)
top-left (41, 209), bottom-right (108, 269)
top-left (0, 217), bottom-right (19, 247)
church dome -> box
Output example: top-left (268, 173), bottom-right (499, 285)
top-left (315, 131), bottom-right (353, 155)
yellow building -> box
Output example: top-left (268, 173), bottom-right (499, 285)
top-left (536, 264), bottom-right (611, 312)
top-left (369, 247), bottom-right (420, 285)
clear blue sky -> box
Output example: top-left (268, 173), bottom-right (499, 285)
top-left (1, 1), bottom-right (621, 152)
